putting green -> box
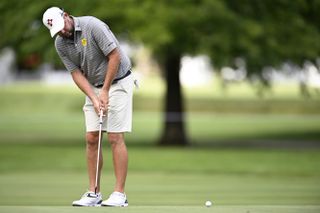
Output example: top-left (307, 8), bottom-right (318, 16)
top-left (0, 171), bottom-right (319, 206)
top-left (0, 205), bottom-right (319, 213)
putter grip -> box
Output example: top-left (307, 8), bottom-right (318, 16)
top-left (99, 110), bottom-right (103, 124)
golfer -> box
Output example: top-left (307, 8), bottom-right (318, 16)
top-left (42, 7), bottom-right (133, 207)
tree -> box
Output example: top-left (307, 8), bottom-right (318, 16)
top-left (121, 0), bottom-right (237, 146)
top-left (115, 0), bottom-right (320, 145)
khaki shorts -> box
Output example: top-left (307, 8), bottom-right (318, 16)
top-left (83, 74), bottom-right (134, 133)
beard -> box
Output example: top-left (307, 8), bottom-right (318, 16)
top-left (59, 29), bottom-right (74, 39)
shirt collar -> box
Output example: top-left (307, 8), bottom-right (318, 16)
top-left (72, 17), bottom-right (82, 32)
top-left (59, 17), bottom-right (81, 44)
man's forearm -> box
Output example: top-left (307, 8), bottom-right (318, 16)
top-left (102, 48), bottom-right (120, 92)
top-left (71, 69), bottom-right (98, 102)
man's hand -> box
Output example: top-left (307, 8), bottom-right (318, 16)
top-left (99, 89), bottom-right (109, 115)
top-left (91, 96), bottom-right (102, 116)
top-left (71, 70), bottom-right (105, 116)
top-left (99, 48), bottom-right (120, 116)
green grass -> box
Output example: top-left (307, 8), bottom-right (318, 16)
top-left (1, 145), bottom-right (320, 176)
top-left (0, 145), bottom-right (319, 207)
top-left (1, 162), bottom-right (320, 207)
top-left (1, 112), bottom-right (320, 145)
top-left (1, 81), bottom-right (320, 212)
top-left (1, 81), bottom-right (320, 146)
top-left (1, 82), bottom-right (320, 144)
top-left (1, 206), bottom-right (319, 213)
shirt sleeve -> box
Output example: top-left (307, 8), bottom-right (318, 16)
top-left (55, 39), bottom-right (79, 72)
top-left (90, 18), bottom-right (118, 56)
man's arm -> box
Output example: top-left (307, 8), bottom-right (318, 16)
top-left (71, 69), bottom-right (101, 114)
top-left (99, 48), bottom-right (121, 113)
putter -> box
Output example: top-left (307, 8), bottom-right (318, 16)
top-left (94, 109), bottom-right (103, 195)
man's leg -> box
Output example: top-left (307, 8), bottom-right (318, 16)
top-left (108, 132), bottom-right (128, 193)
top-left (86, 131), bottom-right (103, 192)
top-left (72, 131), bottom-right (104, 206)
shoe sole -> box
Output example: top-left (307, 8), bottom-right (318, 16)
top-left (72, 204), bottom-right (101, 207)
top-left (72, 201), bottom-right (102, 207)
top-left (101, 203), bottom-right (128, 207)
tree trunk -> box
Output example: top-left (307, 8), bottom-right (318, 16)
top-left (158, 51), bottom-right (189, 146)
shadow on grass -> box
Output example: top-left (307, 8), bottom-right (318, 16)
top-left (1, 130), bottom-right (320, 150)
top-left (190, 139), bottom-right (320, 150)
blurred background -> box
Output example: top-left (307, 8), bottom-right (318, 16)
top-left (0, 0), bottom-right (320, 210)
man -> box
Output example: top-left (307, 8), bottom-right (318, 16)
top-left (42, 7), bottom-right (134, 207)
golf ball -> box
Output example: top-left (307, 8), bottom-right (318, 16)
top-left (205, 200), bottom-right (212, 207)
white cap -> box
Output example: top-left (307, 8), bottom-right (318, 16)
top-left (42, 7), bottom-right (65, 37)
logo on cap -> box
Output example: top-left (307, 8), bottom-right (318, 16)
top-left (47, 19), bottom-right (53, 27)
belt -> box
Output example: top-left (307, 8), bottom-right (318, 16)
top-left (95, 70), bottom-right (131, 88)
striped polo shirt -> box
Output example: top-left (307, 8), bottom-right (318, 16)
top-left (55, 16), bottom-right (131, 86)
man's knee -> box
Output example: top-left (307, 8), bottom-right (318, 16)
top-left (108, 133), bottom-right (124, 146)
top-left (86, 132), bottom-right (99, 146)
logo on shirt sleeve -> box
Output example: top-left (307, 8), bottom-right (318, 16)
top-left (81, 38), bottom-right (87, 47)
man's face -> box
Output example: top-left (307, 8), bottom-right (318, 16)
top-left (58, 14), bottom-right (73, 38)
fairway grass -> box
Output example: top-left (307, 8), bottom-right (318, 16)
top-left (1, 82), bottom-right (320, 212)
top-left (1, 112), bottom-right (320, 145)
top-left (0, 205), bottom-right (320, 213)
top-left (1, 145), bottom-right (320, 208)
top-left (2, 82), bottom-right (320, 143)
top-left (0, 170), bottom-right (320, 213)
top-left (0, 165), bottom-right (319, 206)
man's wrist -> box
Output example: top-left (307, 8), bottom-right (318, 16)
top-left (101, 85), bottom-right (110, 92)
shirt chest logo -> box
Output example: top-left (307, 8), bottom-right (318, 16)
top-left (81, 38), bottom-right (87, 47)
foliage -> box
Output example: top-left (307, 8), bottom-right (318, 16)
top-left (1, 0), bottom-right (319, 73)
top-left (222, 0), bottom-right (320, 76)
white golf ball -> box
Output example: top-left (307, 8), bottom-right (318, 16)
top-left (205, 200), bottom-right (212, 207)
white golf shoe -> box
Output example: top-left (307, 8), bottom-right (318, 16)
top-left (72, 191), bottom-right (102, 207)
top-left (101, 191), bottom-right (128, 207)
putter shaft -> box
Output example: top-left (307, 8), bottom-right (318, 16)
top-left (95, 109), bottom-right (103, 194)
